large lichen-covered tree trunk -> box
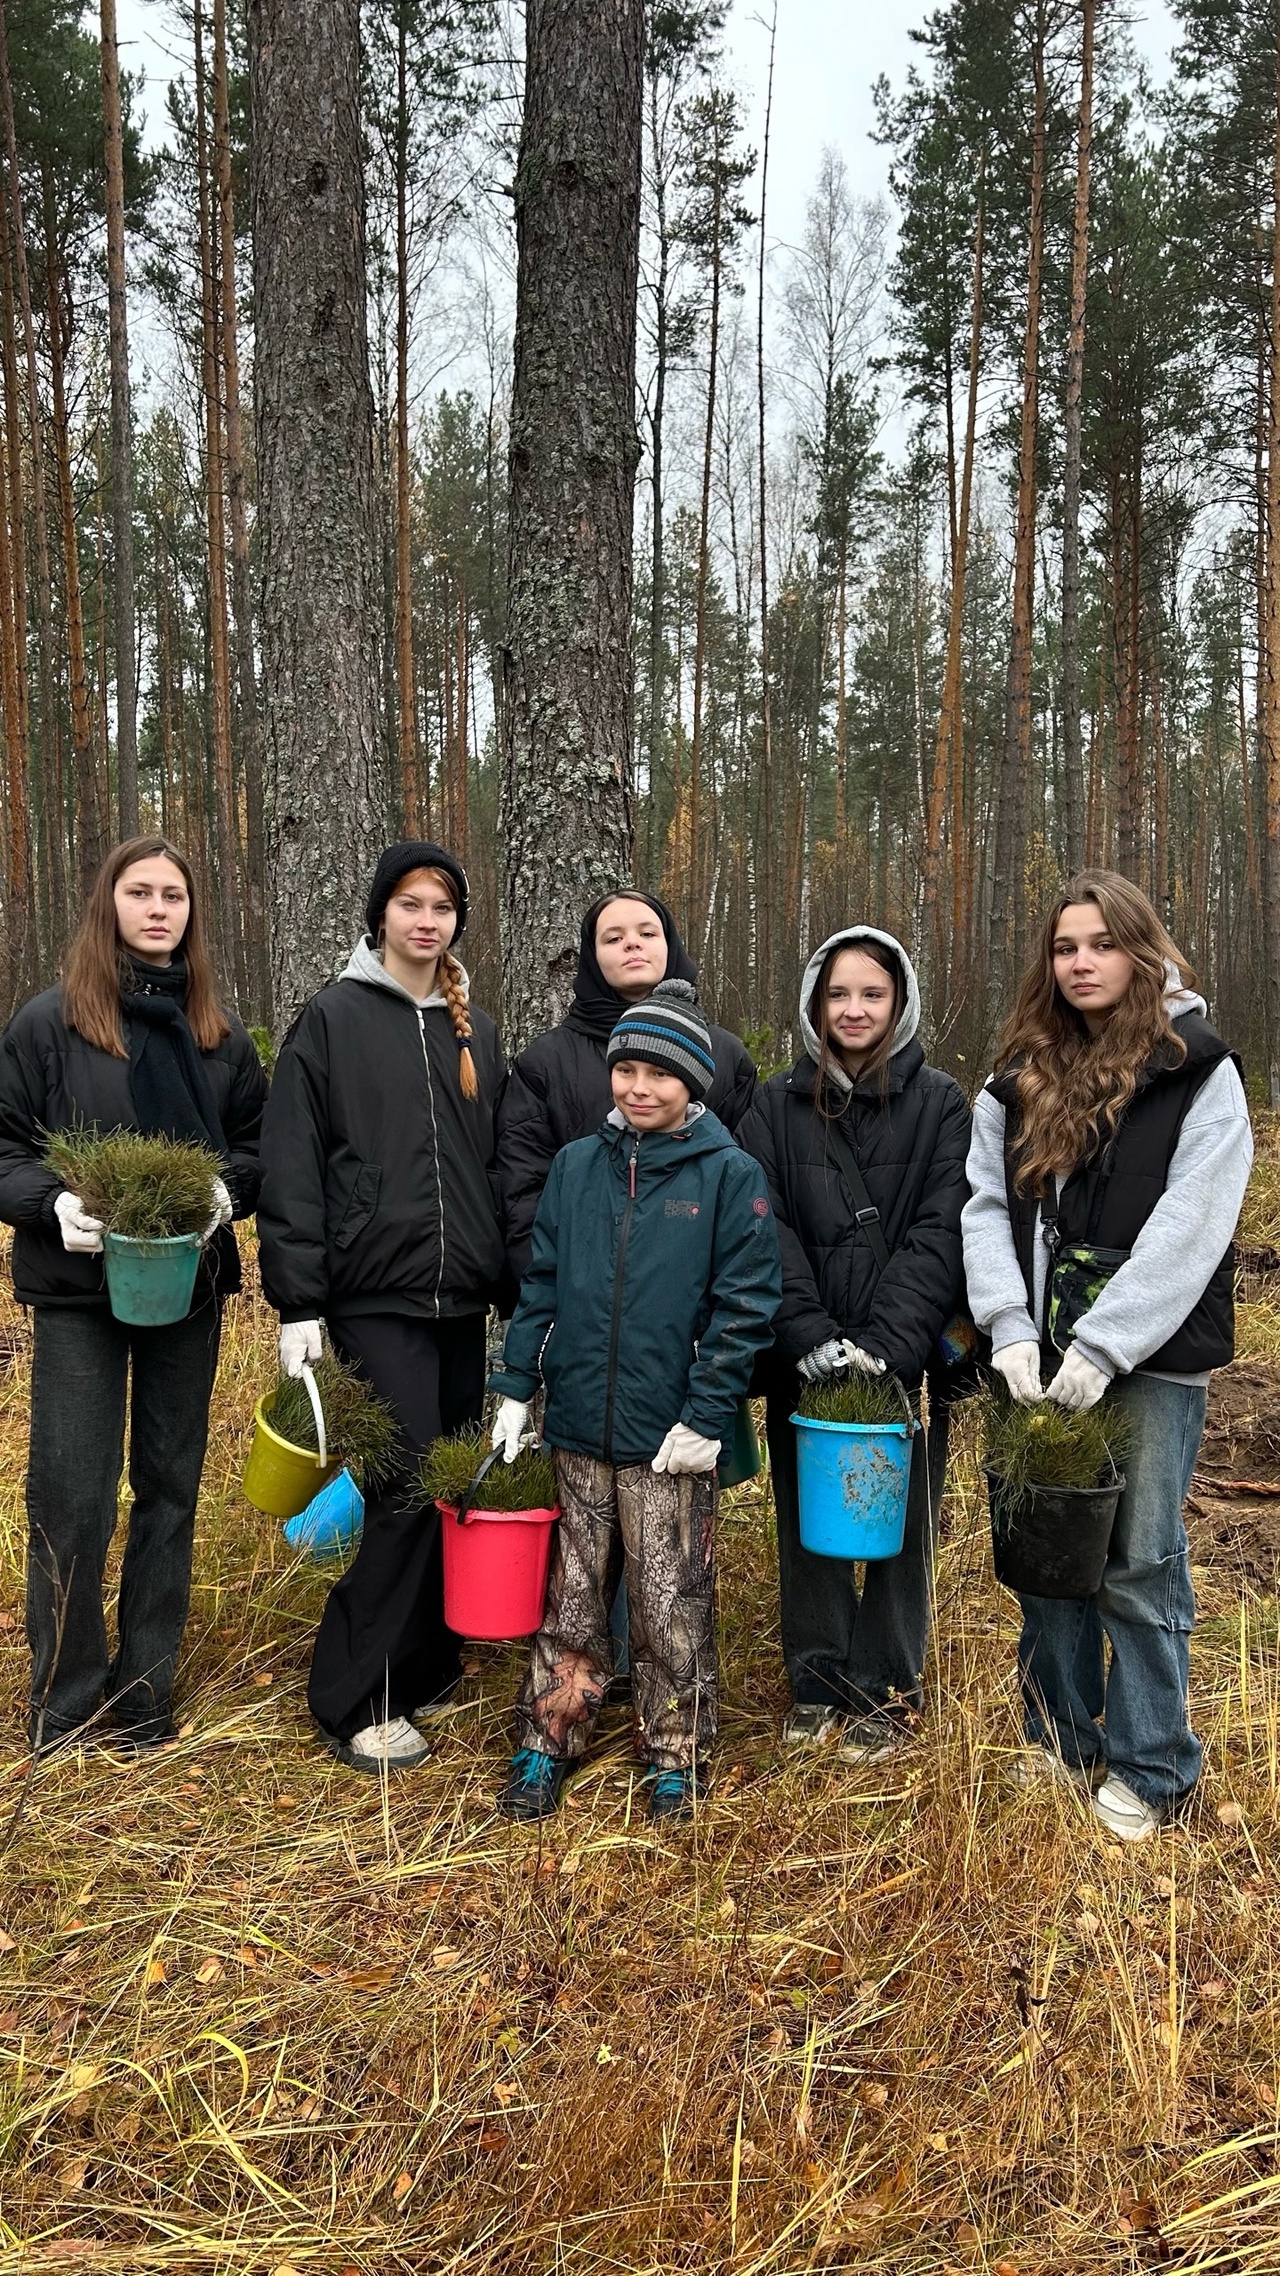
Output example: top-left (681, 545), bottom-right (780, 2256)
top-left (501, 0), bottom-right (643, 1050)
top-left (248, 0), bottom-right (385, 1033)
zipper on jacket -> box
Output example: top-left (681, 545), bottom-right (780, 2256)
top-left (417, 1008), bottom-right (446, 1316)
top-left (602, 1133), bottom-right (641, 1461)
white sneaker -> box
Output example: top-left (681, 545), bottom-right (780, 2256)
top-left (1093, 1776), bottom-right (1162, 1842)
top-left (782, 1703), bottom-right (842, 1747)
top-left (327, 1716), bottom-right (431, 1773)
top-left (1008, 1746), bottom-right (1103, 1793)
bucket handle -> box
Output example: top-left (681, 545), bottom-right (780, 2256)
top-left (299, 1363), bottom-right (328, 1470)
top-left (889, 1373), bottom-right (916, 1432)
top-left (454, 1445), bottom-right (504, 1524)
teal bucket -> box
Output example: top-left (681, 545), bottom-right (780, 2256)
top-left (103, 1231), bottom-right (203, 1326)
top-left (790, 1411), bottom-right (917, 1560)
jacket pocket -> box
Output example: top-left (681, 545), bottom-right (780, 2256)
top-left (333, 1162), bottom-right (382, 1250)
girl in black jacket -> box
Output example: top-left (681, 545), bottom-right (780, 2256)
top-left (0, 837), bottom-right (267, 1750)
top-left (739, 927), bottom-right (971, 1762)
top-left (256, 841), bottom-right (505, 1773)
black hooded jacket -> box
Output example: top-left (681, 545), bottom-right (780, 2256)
top-left (0, 983), bottom-right (267, 1307)
top-left (496, 895), bottom-right (757, 1282)
top-left (737, 930), bottom-right (971, 1387)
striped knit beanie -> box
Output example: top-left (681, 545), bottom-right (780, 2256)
top-left (606, 978), bottom-right (716, 1100)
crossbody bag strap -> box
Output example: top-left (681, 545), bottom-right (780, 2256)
top-left (825, 1119), bottom-right (892, 1278)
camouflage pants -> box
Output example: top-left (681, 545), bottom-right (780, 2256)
top-left (515, 1451), bottom-right (717, 1772)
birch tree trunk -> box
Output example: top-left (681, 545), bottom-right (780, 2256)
top-left (249, 0), bottom-right (385, 1031)
top-left (500, 0), bottom-right (643, 1048)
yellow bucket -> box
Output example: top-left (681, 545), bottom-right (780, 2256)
top-left (242, 1364), bottom-right (338, 1518)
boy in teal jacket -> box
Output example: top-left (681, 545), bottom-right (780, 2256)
top-left (489, 980), bottom-right (781, 1822)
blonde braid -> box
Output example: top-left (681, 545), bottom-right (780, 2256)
top-left (439, 950), bottom-right (479, 1099)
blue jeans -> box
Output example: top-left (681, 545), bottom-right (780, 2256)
top-left (1018, 1372), bottom-right (1206, 1814)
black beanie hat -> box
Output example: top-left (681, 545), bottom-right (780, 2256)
top-left (365, 842), bottom-right (469, 940)
top-left (607, 978), bottom-right (716, 1101)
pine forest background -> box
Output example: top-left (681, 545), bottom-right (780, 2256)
top-left (2, 0), bottom-right (1279, 1083)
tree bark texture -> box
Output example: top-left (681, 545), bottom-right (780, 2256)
top-left (249, 0), bottom-right (386, 1033)
top-left (501, 0), bottom-right (643, 1049)
top-left (1265, 20), bottom-right (1280, 1099)
top-left (100, 0), bottom-right (138, 836)
top-left (1060, 0), bottom-right (1094, 877)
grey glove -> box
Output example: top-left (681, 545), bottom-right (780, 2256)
top-left (797, 1338), bottom-right (848, 1383)
top-left (202, 1176), bottom-right (234, 1243)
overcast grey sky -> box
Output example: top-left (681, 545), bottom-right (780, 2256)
top-left (117, 0), bottom-right (1179, 251)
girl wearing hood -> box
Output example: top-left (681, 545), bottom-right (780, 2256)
top-left (0, 837), bottom-right (267, 1750)
top-left (740, 929), bottom-right (971, 1761)
top-left (963, 871), bottom-right (1253, 1842)
top-left (496, 892), bottom-right (757, 1286)
top-left (256, 843), bottom-right (506, 1773)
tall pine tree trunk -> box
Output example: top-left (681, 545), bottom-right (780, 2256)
top-left (989, 0), bottom-right (1046, 1001)
top-left (393, 2), bottom-right (420, 832)
top-left (1265, 25), bottom-right (1280, 1099)
top-left (500, 0), bottom-right (642, 1047)
top-left (249, 0), bottom-right (385, 1030)
top-left (45, 180), bottom-right (101, 893)
top-left (1060, 0), bottom-right (1094, 876)
top-left (100, 0), bottom-right (137, 836)
top-left (688, 143), bottom-right (724, 944)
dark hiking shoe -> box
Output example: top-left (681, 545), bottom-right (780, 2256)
top-left (782, 1703), bottom-right (842, 1747)
top-left (645, 1767), bottom-right (705, 1823)
top-left (106, 1716), bottom-right (178, 1754)
top-left (496, 1748), bottom-right (570, 1821)
top-left (836, 1714), bottom-right (912, 1767)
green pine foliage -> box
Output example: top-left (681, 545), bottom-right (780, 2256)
top-left (44, 1127), bottom-right (220, 1240)
top-left (982, 1393), bottom-right (1130, 1498)
top-left (265, 1350), bottom-right (400, 1489)
top-left (795, 1373), bottom-right (910, 1427)
top-left (419, 1430), bottom-right (558, 1515)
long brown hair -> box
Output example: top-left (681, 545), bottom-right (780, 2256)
top-left (996, 869), bottom-right (1195, 1195)
top-left (378, 864), bottom-right (478, 1100)
top-left (810, 935), bottom-right (904, 1116)
top-left (62, 837), bottom-right (231, 1058)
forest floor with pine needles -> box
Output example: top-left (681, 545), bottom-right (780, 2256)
top-left (0, 1153), bottom-right (1279, 2276)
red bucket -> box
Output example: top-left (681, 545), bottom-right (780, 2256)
top-left (438, 1500), bottom-right (558, 1639)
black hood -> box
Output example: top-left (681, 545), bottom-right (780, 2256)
top-left (565, 891), bottom-right (698, 1042)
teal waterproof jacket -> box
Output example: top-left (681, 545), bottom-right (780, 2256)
top-left (491, 1108), bottom-right (782, 1466)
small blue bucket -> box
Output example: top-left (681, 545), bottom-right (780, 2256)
top-left (790, 1412), bottom-right (916, 1560)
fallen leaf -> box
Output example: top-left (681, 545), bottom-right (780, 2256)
top-left (0, 1929), bottom-right (16, 1952)
top-left (391, 2168), bottom-right (416, 2205)
top-left (195, 1957), bottom-right (223, 1984)
top-left (995, 2261), bottom-right (1021, 2276)
top-left (927, 2131), bottom-right (950, 2152)
top-left (1199, 1978), bottom-right (1228, 2004)
top-left (462, 1657), bottom-right (481, 1677)
top-left (804, 2158), bottom-right (826, 2187)
top-left (477, 2128), bottom-right (507, 2152)
top-left (236, 1946), bottom-right (259, 1969)
top-left (1217, 1800), bottom-right (1244, 1828)
top-left (67, 2063), bottom-right (102, 2091)
top-left (1119, 2196), bottom-right (1161, 2235)
top-left (430, 1948), bottom-right (460, 1970)
top-left (1077, 1910), bottom-right (1101, 1935)
top-left (424, 1880), bottom-right (444, 1900)
top-left (345, 1965), bottom-right (394, 1991)
top-left (57, 2154), bottom-right (90, 2192)
top-left (251, 1672), bottom-right (273, 1687)
top-left (274, 1794), bottom-right (298, 1811)
top-left (861, 2081), bottom-right (889, 2108)
top-left (61, 1919), bottom-right (87, 1936)
top-left (113, 2111), bottom-right (141, 2144)
top-left (493, 2080), bottom-right (518, 2105)
top-left (270, 2264), bottom-right (305, 2276)
top-left (143, 1959), bottom-right (166, 1986)
top-left (954, 2222), bottom-right (981, 2247)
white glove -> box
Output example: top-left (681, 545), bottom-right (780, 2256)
top-left (53, 1191), bottom-right (104, 1254)
top-left (838, 1341), bottom-right (885, 1374)
top-left (1045, 1346), bottom-right (1111, 1412)
top-left (652, 1423), bottom-right (721, 1475)
top-left (279, 1320), bottom-right (322, 1378)
top-left (491, 1397), bottom-right (531, 1464)
top-left (797, 1338), bottom-right (848, 1383)
top-left (992, 1340), bottom-right (1043, 1404)
top-left (202, 1176), bottom-right (234, 1242)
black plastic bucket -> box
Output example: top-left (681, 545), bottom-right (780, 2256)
top-left (984, 1464), bottom-right (1125, 1600)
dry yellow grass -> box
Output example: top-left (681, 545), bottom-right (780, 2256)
top-left (0, 1243), bottom-right (1278, 2273)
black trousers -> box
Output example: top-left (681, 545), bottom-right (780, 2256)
top-left (26, 1299), bottom-right (223, 1744)
top-left (767, 1390), bottom-right (950, 1718)
top-left (307, 1312), bottom-right (486, 1740)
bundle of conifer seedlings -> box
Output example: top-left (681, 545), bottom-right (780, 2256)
top-left (420, 1429), bottom-right (558, 1514)
top-left (45, 1126), bottom-right (220, 1240)
top-left (982, 1386), bottom-right (1132, 1599)
top-left (982, 1392), bottom-right (1130, 1496)
top-left (265, 1349), bottom-right (400, 1490)
top-left (795, 1372), bottom-right (911, 1427)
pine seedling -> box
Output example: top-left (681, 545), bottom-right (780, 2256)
top-left (420, 1429), bottom-right (557, 1514)
top-left (266, 1349), bottom-right (400, 1490)
top-left (45, 1126), bottom-right (220, 1240)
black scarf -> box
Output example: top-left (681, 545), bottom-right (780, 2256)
top-left (564, 892), bottom-right (699, 1042)
top-left (121, 956), bottom-right (228, 1154)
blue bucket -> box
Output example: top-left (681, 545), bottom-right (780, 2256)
top-left (790, 1412), bottom-right (916, 1560)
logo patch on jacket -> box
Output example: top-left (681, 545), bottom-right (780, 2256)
top-left (664, 1198), bottom-right (699, 1218)
top-left (752, 1197), bottom-right (770, 1216)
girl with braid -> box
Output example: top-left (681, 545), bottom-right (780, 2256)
top-left (258, 843), bottom-right (507, 1772)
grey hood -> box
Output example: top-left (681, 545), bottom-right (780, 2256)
top-left (799, 925), bottom-right (921, 1093)
top-left (338, 932), bottom-right (469, 1012)
top-left (1164, 959), bottom-right (1207, 1022)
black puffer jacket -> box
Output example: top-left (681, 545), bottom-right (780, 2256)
top-left (738, 929), bottom-right (971, 1386)
top-left (256, 941), bottom-right (506, 1324)
top-left (497, 897), bottom-right (756, 1281)
top-left (0, 984), bottom-right (267, 1307)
